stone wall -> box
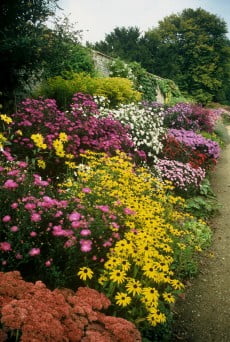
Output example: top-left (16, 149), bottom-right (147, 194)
top-left (91, 49), bottom-right (166, 103)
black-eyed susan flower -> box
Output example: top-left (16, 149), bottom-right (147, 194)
top-left (77, 267), bottom-right (93, 281)
top-left (109, 269), bottom-right (126, 284)
top-left (162, 292), bottom-right (175, 304)
top-left (115, 292), bottom-right (131, 307)
top-left (125, 279), bottom-right (142, 296)
top-left (147, 308), bottom-right (166, 326)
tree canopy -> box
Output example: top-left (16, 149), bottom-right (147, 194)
top-left (93, 8), bottom-right (230, 104)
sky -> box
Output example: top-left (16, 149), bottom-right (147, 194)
top-left (56, 0), bottom-right (230, 44)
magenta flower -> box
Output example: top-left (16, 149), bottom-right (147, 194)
top-left (10, 226), bottom-right (19, 232)
top-left (11, 202), bottom-right (18, 209)
top-left (96, 205), bottom-right (110, 213)
top-left (82, 187), bottom-right (91, 193)
top-left (0, 242), bottom-right (12, 252)
top-left (2, 215), bottom-right (11, 223)
top-left (69, 211), bottom-right (81, 221)
top-left (31, 213), bottom-right (41, 222)
top-left (3, 179), bottom-right (18, 189)
top-left (123, 208), bottom-right (136, 215)
top-left (80, 229), bottom-right (91, 236)
top-left (80, 239), bottom-right (92, 252)
top-left (28, 248), bottom-right (41, 256)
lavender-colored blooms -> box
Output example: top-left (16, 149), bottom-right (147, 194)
top-left (167, 128), bottom-right (220, 159)
top-left (156, 159), bottom-right (206, 191)
top-left (163, 103), bottom-right (221, 132)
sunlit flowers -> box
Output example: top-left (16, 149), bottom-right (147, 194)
top-left (115, 292), bottom-right (132, 307)
top-left (31, 133), bottom-right (47, 149)
top-left (77, 266), bottom-right (94, 280)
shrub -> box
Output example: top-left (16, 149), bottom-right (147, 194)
top-left (35, 73), bottom-right (141, 109)
top-left (99, 101), bottom-right (165, 162)
top-left (8, 94), bottom-right (139, 179)
top-left (0, 271), bottom-right (141, 341)
top-left (156, 159), bottom-right (206, 195)
top-left (162, 103), bottom-right (222, 132)
top-left (162, 129), bottom-right (220, 170)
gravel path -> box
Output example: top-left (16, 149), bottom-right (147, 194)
top-left (172, 126), bottom-right (230, 342)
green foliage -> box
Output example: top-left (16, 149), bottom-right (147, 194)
top-left (91, 26), bottom-right (142, 62)
top-left (0, 0), bottom-right (58, 109)
top-left (41, 16), bottom-right (95, 78)
top-left (108, 58), bottom-right (187, 103)
top-left (35, 73), bottom-right (141, 109)
top-left (146, 8), bottom-right (230, 104)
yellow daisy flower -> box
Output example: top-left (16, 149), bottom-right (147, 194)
top-left (109, 269), bottom-right (126, 284)
top-left (115, 292), bottom-right (131, 307)
top-left (77, 267), bottom-right (94, 281)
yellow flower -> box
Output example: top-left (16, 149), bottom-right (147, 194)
top-left (115, 292), bottom-right (131, 307)
top-left (125, 279), bottom-right (142, 296)
top-left (77, 267), bottom-right (94, 281)
top-left (59, 132), bottom-right (68, 142)
top-left (31, 133), bottom-right (47, 149)
top-left (147, 308), bottom-right (166, 326)
top-left (109, 269), bottom-right (126, 284)
top-left (141, 287), bottom-right (159, 304)
top-left (0, 133), bottom-right (7, 148)
top-left (0, 114), bottom-right (12, 124)
top-left (162, 292), bottom-right (175, 304)
top-left (37, 159), bottom-right (46, 169)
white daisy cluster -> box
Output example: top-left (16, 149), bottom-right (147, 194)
top-left (100, 102), bottom-right (165, 160)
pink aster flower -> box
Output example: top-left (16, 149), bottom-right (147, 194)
top-left (0, 242), bottom-right (12, 251)
top-left (69, 211), bottom-right (81, 221)
top-left (3, 179), bottom-right (18, 189)
top-left (31, 213), bottom-right (41, 222)
top-left (123, 207), bottom-right (136, 215)
top-left (96, 205), bottom-right (110, 213)
top-left (82, 187), bottom-right (91, 193)
top-left (10, 226), bottom-right (19, 232)
top-left (28, 248), bottom-right (40, 256)
top-left (30, 231), bottom-right (37, 237)
top-left (80, 229), bottom-right (91, 236)
top-left (2, 215), bottom-right (11, 222)
top-left (80, 239), bottom-right (92, 252)
top-left (11, 202), bottom-right (18, 209)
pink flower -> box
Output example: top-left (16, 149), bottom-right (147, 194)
top-left (111, 222), bottom-right (119, 229)
top-left (15, 253), bottom-right (23, 259)
top-left (80, 229), bottom-right (91, 236)
top-left (71, 221), bottom-right (81, 229)
top-left (80, 239), bottom-right (92, 252)
top-left (31, 213), bottom-right (41, 222)
top-left (17, 161), bottom-right (28, 168)
top-left (69, 211), bottom-right (81, 221)
top-left (28, 248), bottom-right (40, 256)
top-left (25, 202), bottom-right (36, 210)
top-left (0, 242), bottom-right (12, 251)
top-left (123, 207), bottom-right (136, 215)
top-left (45, 260), bottom-right (52, 267)
top-left (3, 179), bottom-right (18, 189)
top-left (96, 205), bottom-right (110, 213)
top-left (82, 187), bottom-right (91, 193)
top-left (11, 202), bottom-right (18, 209)
top-left (2, 215), bottom-right (11, 222)
top-left (30, 231), bottom-right (37, 237)
top-left (10, 226), bottom-right (19, 232)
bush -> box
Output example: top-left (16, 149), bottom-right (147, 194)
top-left (162, 129), bottom-right (220, 170)
top-left (7, 94), bottom-right (140, 179)
top-left (35, 73), bottom-right (141, 109)
top-left (0, 271), bottom-right (141, 341)
top-left (162, 103), bottom-right (222, 132)
top-left (99, 101), bottom-right (165, 162)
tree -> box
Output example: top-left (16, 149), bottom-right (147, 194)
top-left (41, 16), bottom-right (95, 79)
top-left (92, 26), bottom-right (142, 62)
top-left (0, 0), bottom-right (58, 109)
top-left (145, 8), bottom-right (230, 103)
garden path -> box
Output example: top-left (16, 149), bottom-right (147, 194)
top-left (172, 126), bottom-right (230, 342)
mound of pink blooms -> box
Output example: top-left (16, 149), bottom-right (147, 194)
top-left (0, 271), bottom-right (141, 342)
